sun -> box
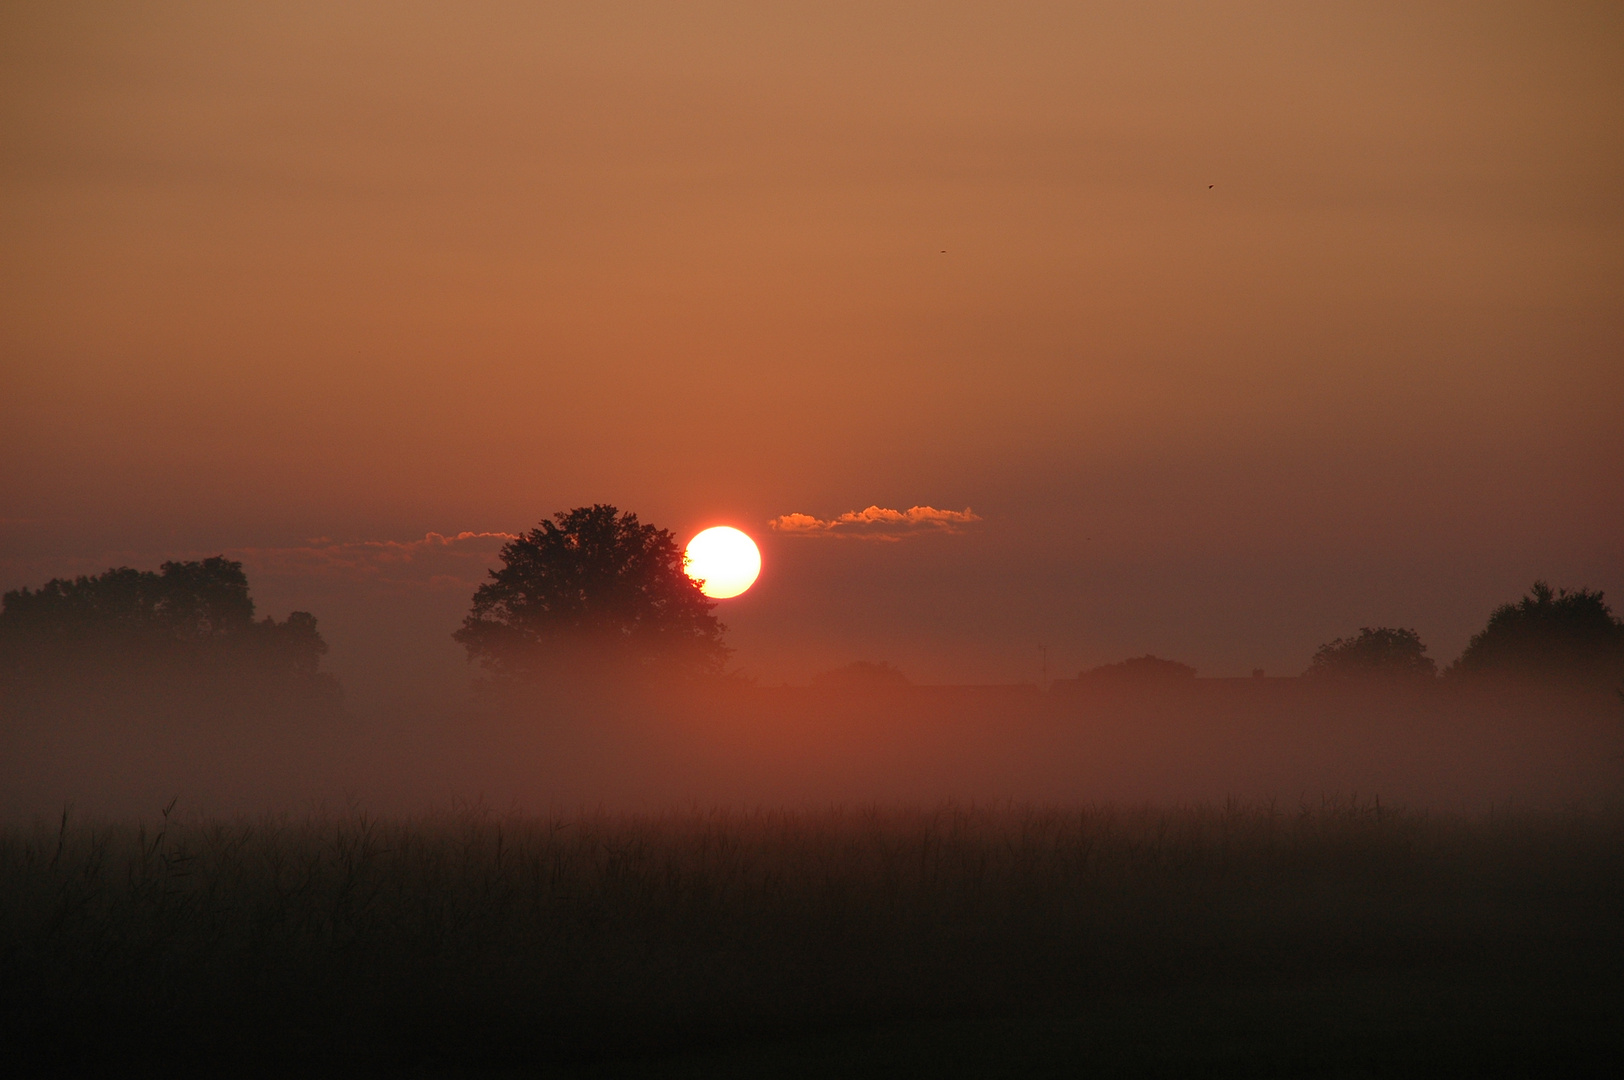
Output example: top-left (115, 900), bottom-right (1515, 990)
top-left (685, 526), bottom-right (761, 599)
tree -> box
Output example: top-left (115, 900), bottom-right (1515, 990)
top-left (0, 557), bottom-right (337, 708)
top-left (1306, 627), bottom-right (1436, 681)
top-left (1450, 582), bottom-right (1624, 684)
top-left (0, 559), bottom-right (252, 662)
top-left (454, 505), bottom-right (730, 681)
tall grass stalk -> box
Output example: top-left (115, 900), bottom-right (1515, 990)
top-left (2, 800), bottom-right (1620, 1070)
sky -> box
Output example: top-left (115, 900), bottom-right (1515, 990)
top-left (2, 1), bottom-right (1621, 701)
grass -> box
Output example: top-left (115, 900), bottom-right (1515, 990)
top-left (3, 799), bottom-right (1622, 1076)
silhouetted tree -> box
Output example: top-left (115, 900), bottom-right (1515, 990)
top-left (1079, 655), bottom-right (1197, 683)
top-left (1450, 582), bottom-right (1624, 685)
top-left (811, 660), bottom-right (910, 690)
top-left (0, 557), bottom-right (336, 706)
top-left (454, 505), bottom-right (729, 682)
top-left (1306, 627), bottom-right (1436, 681)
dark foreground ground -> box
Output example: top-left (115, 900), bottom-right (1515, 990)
top-left (4, 802), bottom-right (1621, 1077)
top-left (638, 973), bottom-right (1620, 1079)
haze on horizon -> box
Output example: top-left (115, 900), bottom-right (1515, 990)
top-left (2, 1), bottom-right (1620, 701)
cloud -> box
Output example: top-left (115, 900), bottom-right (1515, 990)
top-left (229, 531), bottom-right (517, 591)
top-left (767, 505), bottom-right (982, 540)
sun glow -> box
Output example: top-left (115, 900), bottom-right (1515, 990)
top-left (685, 526), bottom-right (761, 599)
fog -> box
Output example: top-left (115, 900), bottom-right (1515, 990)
top-left (5, 675), bottom-right (1619, 822)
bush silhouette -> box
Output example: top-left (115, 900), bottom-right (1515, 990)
top-left (1307, 627), bottom-right (1436, 681)
top-left (1450, 581), bottom-right (1624, 685)
top-left (454, 505), bottom-right (729, 682)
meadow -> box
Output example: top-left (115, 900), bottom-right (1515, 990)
top-left (5, 798), bottom-right (1622, 1076)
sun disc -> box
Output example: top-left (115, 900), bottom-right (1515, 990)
top-left (685, 526), bottom-right (761, 599)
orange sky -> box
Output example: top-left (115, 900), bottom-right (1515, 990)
top-left (3, 2), bottom-right (1620, 696)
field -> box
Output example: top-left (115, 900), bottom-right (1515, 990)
top-left (5, 798), bottom-right (1622, 1077)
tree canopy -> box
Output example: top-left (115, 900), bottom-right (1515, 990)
top-left (1450, 582), bottom-right (1624, 684)
top-left (1307, 627), bottom-right (1436, 681)
top-left (454, 505), bottom-right (730, 681)
top-left (0, 557), bottom-right (335, 704)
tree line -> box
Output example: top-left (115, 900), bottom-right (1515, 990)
top-left (1077, 582), bottom-right (1623, 689)
top-left (1300, 581), bottom-right (1623, 685)
top-left (3, 507), bottom-right (1621, 705)
top-left (0, 556), bottom-right (338, 711)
